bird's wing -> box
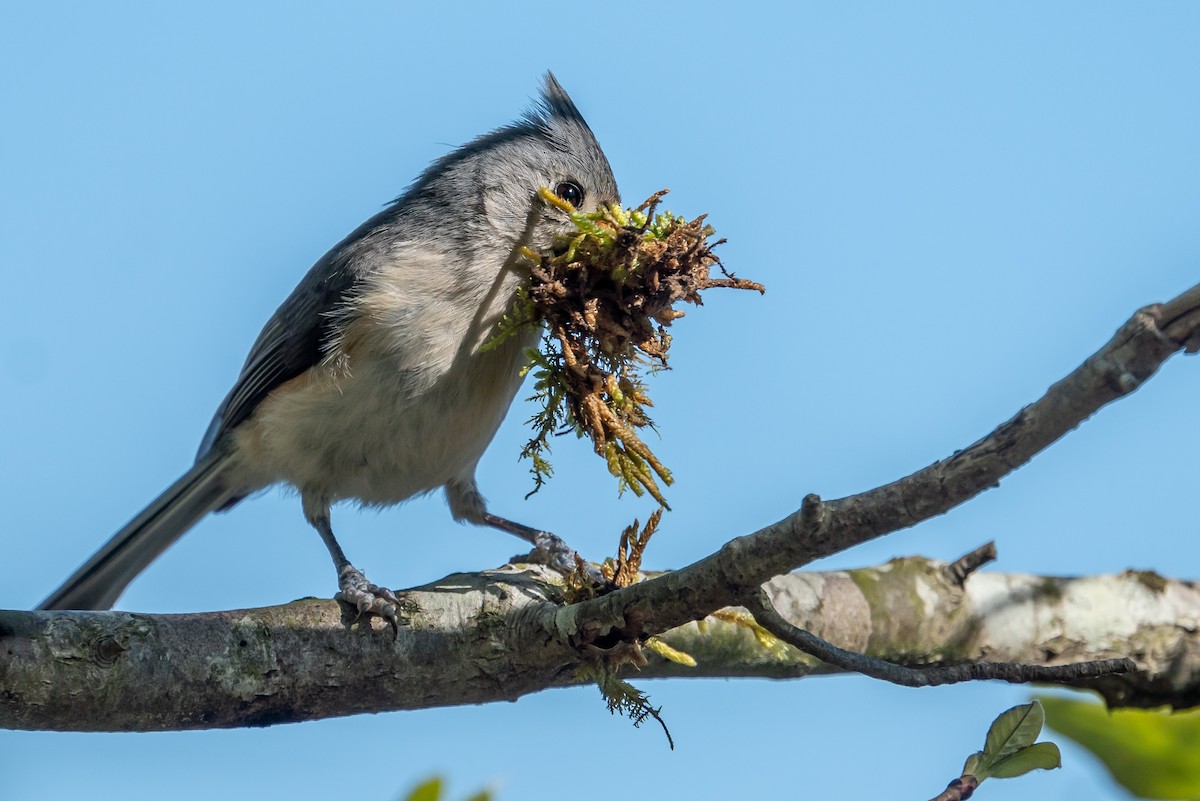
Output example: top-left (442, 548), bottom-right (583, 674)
top-left (196, 209), bottom-right (396, 459)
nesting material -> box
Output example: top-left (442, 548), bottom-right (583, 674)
top-left (489, 189), bottom-right (764, 504)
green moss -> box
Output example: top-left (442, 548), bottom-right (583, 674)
top-left (488, 189), bottom-right (763, 504)
top-left (1125, 569), bottom-right (1168, 594)
top-left (846, 557), bottom-right (957, 663)
top-left (1033, 577), bottom-right (1065, 602)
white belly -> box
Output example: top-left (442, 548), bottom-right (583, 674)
top-left (228, 244), bottom-right (536, 510)
top-left (232, 326), bottom-right (532, 507)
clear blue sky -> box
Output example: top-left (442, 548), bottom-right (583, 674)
top-left (3, 3), bottom-right (1199, 799)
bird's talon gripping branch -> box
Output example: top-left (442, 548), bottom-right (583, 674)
top-left (511, 532), bottom-right (607, 586)
top-left (485, 512), bottom-right (606, 585)
top-left (533, 531), bottom-right (581, 571)
top-left (336, 565), bottom-right (404, 636)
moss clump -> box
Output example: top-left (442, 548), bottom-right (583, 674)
top-left (1124, 569), bottom-right (1168, 594)
top-left (490, 189), bottom-right (764, 504)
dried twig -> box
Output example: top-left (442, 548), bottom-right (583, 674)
top-left (745, 588), bottom-right (1136, 688)
top-left (943, 541), bottom-right (998, 587)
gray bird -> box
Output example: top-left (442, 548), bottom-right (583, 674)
top-left (39, 73), bottom-right (619, 623)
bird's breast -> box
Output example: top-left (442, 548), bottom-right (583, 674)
top-left (231, 266), bottom-right (537, 507)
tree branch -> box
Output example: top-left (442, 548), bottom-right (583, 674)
top-left (4, 557), bottom-right (1197, 731)
top-left (4, 285), bottom-right (1199, 732)
top-left (553, 283), bottom-right (1200, 645)
top-left (651, 559), bottom-right (1200, 708)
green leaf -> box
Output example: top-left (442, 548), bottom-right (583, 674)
top-left (402, 777), bottom-right (443, 801)
top-left (962, 751), bottom-right (986, 777)
top-left (1039, 694), bottom-right (1200, 799)
top-left (983, 701), bottom-right (1045, 762)
top-left (988, 742), bottom-right (1062, 778)
top-left (461, 792), bottom-right (492, 801)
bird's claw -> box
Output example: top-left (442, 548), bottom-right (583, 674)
top-left (336, 564), bottom-right (405, 636)
top-left (514, 530), bottom-right (607, 586)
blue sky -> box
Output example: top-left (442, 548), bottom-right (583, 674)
top-left (3, 3), bottom-right (1199, 799)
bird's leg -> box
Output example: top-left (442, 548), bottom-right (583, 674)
top-left (483, 513), bottom-right (605, 584)
top-left (306, 503), bottom-right (404, 635)
top-left (445, 479), bottom-right (605, 584)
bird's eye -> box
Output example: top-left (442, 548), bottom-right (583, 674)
top-left (554, 181), bottom-right (584, 209)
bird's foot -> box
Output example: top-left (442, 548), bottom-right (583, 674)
top-left (336, 564), bottom-right (406, 636)
top-left (484, 513), bottom-right (609, 589)
top-left (514, 530), bottom-right (608, 586)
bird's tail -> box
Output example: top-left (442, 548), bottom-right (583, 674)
top-left (38, 447), bottom-right (236, 610)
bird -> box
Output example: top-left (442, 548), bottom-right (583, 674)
top-left (39, 72), bottom-right (620, 626)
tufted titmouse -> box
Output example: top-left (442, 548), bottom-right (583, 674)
top-left (39, 73), bottom-right (619, 623)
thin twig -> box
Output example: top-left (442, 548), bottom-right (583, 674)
top-left (943, 542), bottom-right (998, 587)
top-left (746, 588), bottom-right (1136, 688)
top-left (928, 776), bottom-right (979, 801)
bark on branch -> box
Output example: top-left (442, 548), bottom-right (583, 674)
top-left (3, 559), bottom-right (1197, 731)
top-left (3, 284), bottom-right (1199, 732)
